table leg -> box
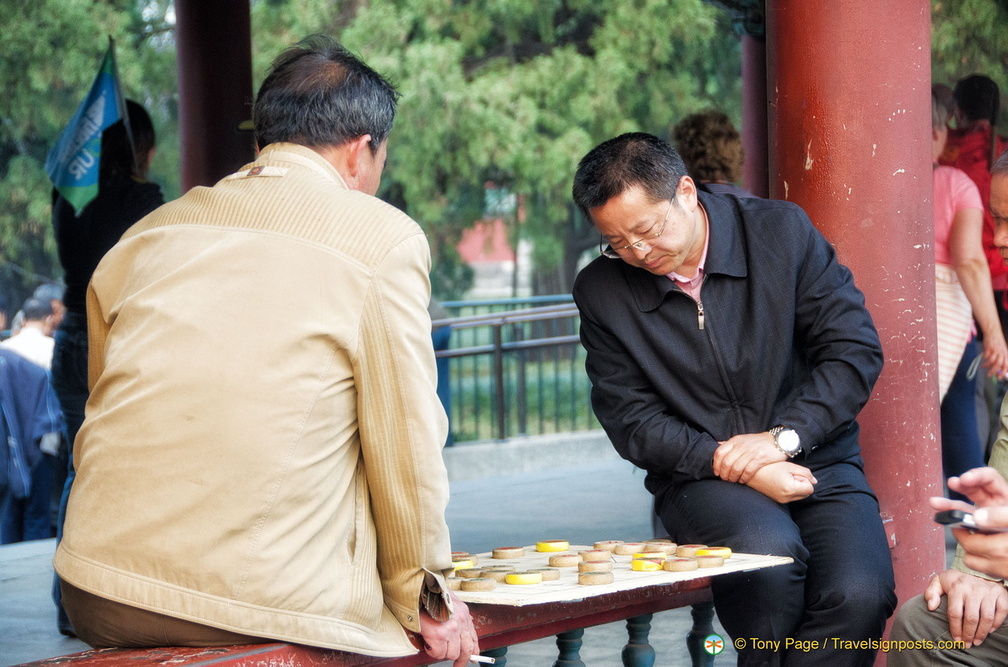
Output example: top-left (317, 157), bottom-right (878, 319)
top-left (686, 601), bottom-right (716, 667)
top-left (553, 627), bottom-right (585, 667)
top-left (483, 645), bottom-right (508, 666)
top-left (621, 613), bottom-right (655, 667)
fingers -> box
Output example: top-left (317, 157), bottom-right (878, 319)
top-left (958, 597), bottom-right (980, 647)
top-left (988, 596), bottom-right (1008, 644)
top-left (713, 434), bottom-right (784, 484)
top-left (930, 496), bottom-right (975, 513)
top-left (973, 506), bottom-right (1008, 530)
top-left (712, 442), bottom-right (728, 478)
top-left (950, 468), bottom-right (1008, 505)
top-left (419, 604), bottom-right (480, 666)
top-left (924, 575), bottom-right (944, 610)
top-left (945, 588), bottom-right (966, 643)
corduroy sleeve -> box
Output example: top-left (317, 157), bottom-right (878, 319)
top-left (355, 231), bottom-right (453, 633)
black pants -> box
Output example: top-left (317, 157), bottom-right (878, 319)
top-left (657, 459), bottom-right (896, 666)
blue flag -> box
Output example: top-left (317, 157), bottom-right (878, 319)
top-left (45, 41), bottom-right (127, 216)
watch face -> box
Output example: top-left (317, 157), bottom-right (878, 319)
top-left (778, 429), bottom-right (800, 452)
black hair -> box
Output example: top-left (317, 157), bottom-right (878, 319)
top-left (253, 35), bottom-right (400, 153)
top-left (954, 74), bottom-right (1001, 168)
top-left (101, 99), bottom-right (156, 181)
top-left (21, 297), bottom-right (52, 321)
top-left (572, 132), bottom-right (688, 216)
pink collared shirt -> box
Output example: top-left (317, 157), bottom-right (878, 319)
top-left (667, 206), bottom-right (710, 302)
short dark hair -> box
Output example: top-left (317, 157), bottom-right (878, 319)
top-left (21, 297), bottom-right (52, 321)
top-left (572, 132), bottom-right (688, 216)
top-left (954, 74), bottom-right (1000, 125)
top-left (253, 35), bottom-right (400, 153)
top-left (673, 110), bottom-right (744, 184)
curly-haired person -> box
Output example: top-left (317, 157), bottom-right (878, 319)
top-left (673, 109), bottom-right (754, 198)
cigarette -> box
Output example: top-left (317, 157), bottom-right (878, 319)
top-left (471, 655), bottom-right (496, 664)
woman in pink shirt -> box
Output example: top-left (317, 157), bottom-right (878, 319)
top-left (932, 89), bottom-right (1008, 487)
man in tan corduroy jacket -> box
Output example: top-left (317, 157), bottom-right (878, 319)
top-left (53, 35), bottom-right (478, 666)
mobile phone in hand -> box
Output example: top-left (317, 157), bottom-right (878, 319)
top-left (934, 509), bottom-right (1008, 534)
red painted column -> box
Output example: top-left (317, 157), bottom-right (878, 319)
top-left (175, 0), bottom-right (256, 192)
top-left (766, 0), bottom-right (941, 628)
top-left (741, 34), bottom-right (769, 198)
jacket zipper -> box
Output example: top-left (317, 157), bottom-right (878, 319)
top-left (697, 300), bottom-right (705, 330)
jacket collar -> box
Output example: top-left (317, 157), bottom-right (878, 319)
top-left (254, 143), bottom-right (350, 190)
top-left (626, 190), bottom-right (749, 312)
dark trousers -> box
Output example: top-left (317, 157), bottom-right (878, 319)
top-left (941, 338), bottom-right (985, 499)
top-left (61, 580), bottom-right (268, 648)
top-left (1, 452), bottom-right (58, 543)
top-left (50, 313), bottom-right (90, 629)
top-left (656, 459), bottom-right (896, 666)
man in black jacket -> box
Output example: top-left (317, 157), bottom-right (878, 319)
top-left (572, 132), bottom-right (895, 666)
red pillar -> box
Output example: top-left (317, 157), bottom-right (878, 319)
top-left (175, 0), bottom-right (256, 191)
top-left (766, 0), bottom-right (941, 627)
top-left (741, 34), bottom-right (769, 198)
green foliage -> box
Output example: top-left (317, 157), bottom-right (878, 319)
top-left (0, 0), bottom-right (178, 308)
top-left (931, 0), bottom-right (1008, 127)
top-left (4, 0), bottom-right (1007, 310)
top-left (330, 0), bottom-right (741, 295)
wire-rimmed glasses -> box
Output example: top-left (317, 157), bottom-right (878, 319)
top-left (599, 196), bottom-right (675, 259)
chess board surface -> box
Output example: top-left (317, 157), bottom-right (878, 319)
top-left (452, 544), bottom-right (792, 607)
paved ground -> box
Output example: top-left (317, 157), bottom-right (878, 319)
top-left (1, 456), bottom-right (737, 666)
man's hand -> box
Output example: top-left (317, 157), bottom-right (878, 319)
top-left (925, 569), bottom-right (1008, 647)
top-left (947, 468), bottom-right (1008, 508)
top-left (931, 467), bottom-right (1008, 580)
top-left (744, 461), bottom-right (817, 504)
top-left (954, 515), bottom-right (1008, 580)
top-left (714, 432), bottom-right (786, 484)
top-left (418, 593), bottom-right (480, 667)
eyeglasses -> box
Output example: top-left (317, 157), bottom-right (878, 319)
top-left (600, 196), bottom-right (675, 259)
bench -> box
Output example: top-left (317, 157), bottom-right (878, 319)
top-left (16, 578), bottom-right (716, 667)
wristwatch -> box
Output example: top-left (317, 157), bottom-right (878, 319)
top-left (769, 426), bottom-right (801, 458)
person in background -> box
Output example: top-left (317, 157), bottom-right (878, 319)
top-left (0, 297), bottom-right (56, 370)
top-left (49, 99), bottom-right (164, 636)
top-left (572, 132), bottom-right (894, 666)
top-left (0, 297), bottom-right (63, 543)
top-left (941, 75), bottom-right (1008, 460)
top-left (33, 283), bottom-right (65, 335)
top-left (888, 148), bottom-right (1008, 666)
top-left (672, 109), bottom-right (755, 199)
top-left (53, 36), bottom-right (477, 665)
top-left (930, 90), bottom-right (1008, 492)
top-left (429, 297), bottom-right (454, 447)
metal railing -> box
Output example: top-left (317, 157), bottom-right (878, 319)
top-left (433, 297), bottom-right (600, 443)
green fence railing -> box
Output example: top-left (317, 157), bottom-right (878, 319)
top-left (434, 297), bottom-right (601, 444)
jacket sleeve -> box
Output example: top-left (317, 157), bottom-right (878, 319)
top-left (355, 232), bottom-right (453, 633)
top-left (776, 216), bottom-right (884, 452)
top-left (575, 281), bottom-right (721, 480)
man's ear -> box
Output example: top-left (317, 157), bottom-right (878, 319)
top-left (678, 175), bottom-right (699, 207)
top-left (344, 135), bottom-right (373, 183)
